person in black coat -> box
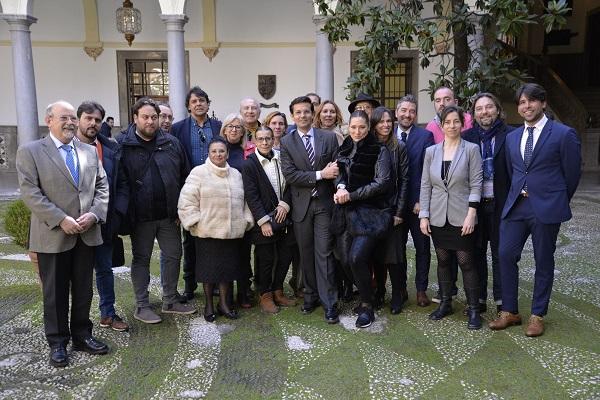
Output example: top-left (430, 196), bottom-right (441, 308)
top-left (370, 107), bottom-right (409, 314)
top-left (331, 110), bottom-right (393, 328)
top-left (462, 92), bottom-right (511, 313)
top-left (242, 126), bottom-right (297, 313)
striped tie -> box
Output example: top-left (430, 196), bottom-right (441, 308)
top-left (303, 134), bottom-right (318, 197)
top-left (523, 126), bottom-right (534, 193)
top-left (61, 144), bottom-right (79, 186)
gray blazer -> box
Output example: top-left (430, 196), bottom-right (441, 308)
top-left (16, 135), bottom-right (109, 253)
top-left (419, 139), bottom-right (482, 227)
top-left (280, 128), bottom-right (338, 222)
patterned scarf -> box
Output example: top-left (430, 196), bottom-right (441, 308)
top-left (477, 119), bottom-right (504, 180)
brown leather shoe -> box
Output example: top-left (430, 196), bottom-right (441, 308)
top-left (416, 291), bottom-right (431, 307)
top-left (259, 292), bottom-right (279, 314)
top-left (489, 311), bottom-right (522, 330)
top-left (100, 315), bottom-right (129, 332)
top-left (525, 315), bottom-right (544, 337)
top-left (273, 289), bottom-right (297, 307)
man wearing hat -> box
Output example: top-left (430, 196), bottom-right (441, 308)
top-left (348, 93), bottom-right (381, 118)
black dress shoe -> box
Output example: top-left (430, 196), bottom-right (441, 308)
top-left (183, 291), bottom-right (195, 301)
top-left (49, 346), bottom-right (68, 367)
top-left (301, 302), bottom-right (318, 314)
top-left (72, 337), bottom-right (109, 355)
top-left (325, 307), bottom-right (339, 324)
top-left (217, 305), bottom-right (240, 320)
top-left (356, 307), bottom-right (375, 328)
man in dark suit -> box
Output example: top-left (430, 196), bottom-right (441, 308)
top-left (75, 101), bottom-right (129, 332)
top-left (489, 83), bottom-right (581, 337)
top-left (171, 87), bottom-right (222, 299)
top-left (463, 92), bottom-right (511, 314)
top-left (394, 94), bottom-right (435, 307)
top-left (16, 100), bottom-right (109, 367)
top-left (280, 96), bottom-right (340, 324)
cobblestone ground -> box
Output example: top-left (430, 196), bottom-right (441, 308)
top-left (0, 191), bottom-right (599, 399)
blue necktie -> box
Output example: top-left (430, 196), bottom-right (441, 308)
top-left (303, 134), bottom-right (318, 197)
top-left (523, 127), bottom-right (534, 192)
top-left (61, 144), bottom-right (79, 186)
top-left (401, 131), bottom-right (407, 143)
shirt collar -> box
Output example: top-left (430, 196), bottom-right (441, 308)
top-left (255, 148), bottom-right (279, 163)
top-left (525, 114), bottom-right (548, 131)
top-left (397, 124), bottom-right (413, 135)
top-left (49, 132), bottom-right (74, 149)
top-left (297, 127), bottom-right (314, 138)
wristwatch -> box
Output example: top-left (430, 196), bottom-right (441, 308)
top-left (337, 184), bottom-right (346, 190)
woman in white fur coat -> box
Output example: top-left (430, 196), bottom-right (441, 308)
top-left (178, 137), bottom-right (254, 322)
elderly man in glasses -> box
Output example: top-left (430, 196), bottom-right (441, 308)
top-left (171, 87), bottom-right (223, 300)
top-left (116, 97), bottom-right (196, 324)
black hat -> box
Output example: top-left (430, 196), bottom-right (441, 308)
top-left (348, 93), bottom-right (381, 113)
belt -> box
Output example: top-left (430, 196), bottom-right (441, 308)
top-left (519, 192), bottom-right (529, 198)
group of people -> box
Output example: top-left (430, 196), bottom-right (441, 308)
top-left (15, 81), bottom-right (581, 369)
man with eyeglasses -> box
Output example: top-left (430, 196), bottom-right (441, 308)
top-left (16, 100), bottom-right (109, 367)
top-left (171, 87), bottom-right (222, 300)
top-left (116, 97), bottom-right (196, 324)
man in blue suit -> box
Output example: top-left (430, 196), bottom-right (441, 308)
top-left (395, 94), bottom-right (435, 307)
top-left (171, 87), bottom-right (222, 299)
top-left (489, 83), bottom-right (581, 337)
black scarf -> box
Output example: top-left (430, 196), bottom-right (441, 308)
top-left (476, 119), bottom-right (504, 180)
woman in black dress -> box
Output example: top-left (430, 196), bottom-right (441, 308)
top-left (371, 106), bottom-right (409, 314)
top-left (332, 110), bottom-right (393, 328)
top-left (178, 138), bottom-right (254, 322)
top-left (419, 105), bottom-right (483, 329)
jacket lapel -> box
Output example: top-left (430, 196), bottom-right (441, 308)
top-left (313, 129), bottom-right (323, 168)
top-left (447, 139), bottom-right (465, 183)
top-left (42, 135), bottom-right (78, 188)
top-left (529, 119), bottom-right (553, 166)
top-left (291, 130), bottom-right (313, 170)
top-left (74, 141), bottom-right (90, 190)
top-left (493, 130), bottom-right (506, 158)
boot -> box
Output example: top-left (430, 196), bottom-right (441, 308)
top-left (259, 292), bottom-right (279, 314)
top-left (465, 288), bottom-right (482, 330)
top-left (273, 289), bottom-right (297, 307)
top-left (429, 281), bottom-right (453, 320)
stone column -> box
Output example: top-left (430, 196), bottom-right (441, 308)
top-left (2, 14), bottom-right (39, 146)
top-left (314, 15), bottom-right (334, 102)
top-left (161, 14), bottom-right (189, 122)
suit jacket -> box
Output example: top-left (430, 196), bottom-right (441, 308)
top-left (171, 116), bottom-right (223, 168)
top-left (280, 128), bottom-right (338, 222)
top-left (96, 134), bottom-right (125, 243)
top-left (242, 152), bottom-right (292, 244)
top-left (419, 138), bottom-right (482, 227)
top-left (396, 124), bottom-right (435, 210)
top-left (463, 121), bottom-right (511, 217)
top-left (16, 135), bottom-right (109, 253)
top-left (502, 119), bottom-right (581, 224)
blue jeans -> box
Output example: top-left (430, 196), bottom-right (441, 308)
top-left (95, 241), bottom-right (116, 318)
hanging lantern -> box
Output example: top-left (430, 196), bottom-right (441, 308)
top-left (116, 0), bottom-right (142, 46)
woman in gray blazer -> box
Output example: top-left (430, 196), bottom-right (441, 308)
top-left (419, 105), bottom-right (483, 330)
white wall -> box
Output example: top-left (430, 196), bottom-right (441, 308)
top-left (0, 0), bottom-right (438, 126)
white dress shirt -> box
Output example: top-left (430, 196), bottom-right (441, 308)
top-left (520, 114), bottom-right (548, 159)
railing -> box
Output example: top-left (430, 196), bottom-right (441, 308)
top-left (500, 41), bottom-right (589, 138)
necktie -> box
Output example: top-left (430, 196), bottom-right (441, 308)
top-left (61, 144), bottom-right (79, 186)
top-left (523, 126), bottom-right (534, 193)
top-left (401, 131), bottom-right (407, 143)
top-left (303, 134), bottom-right (318, 197)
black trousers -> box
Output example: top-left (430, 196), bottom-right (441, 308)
top-left (182, 229), bottom-right (197, 293)
top-left (37, 238), bottom-right (94, 348)
top-left (476, 199), bottom-right (502, 302)
top-left (254, 236), bottom-right (293, 295)
top-left (349, 235), bottom-right (379, 304)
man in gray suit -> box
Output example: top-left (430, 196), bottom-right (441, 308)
top-left (280, 96), bottom-right (340, 324)
top-left (16, 100), bottom-right (110, 367)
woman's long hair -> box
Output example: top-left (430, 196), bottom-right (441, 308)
top-left (370, 106), bottom-right (399, 151)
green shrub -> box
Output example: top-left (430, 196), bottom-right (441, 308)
top-left (4, 200), bottom-right (31, 248)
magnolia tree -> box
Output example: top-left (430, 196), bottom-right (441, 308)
top-left (314, 0), bottom-right (570, 106)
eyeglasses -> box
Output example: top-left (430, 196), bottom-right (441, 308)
top-left (196, 126), bottom-right (206, 142)
top-left (226, 125), bottom-right (243, 131)
top-left (255, 137), bottom-right (273, 142)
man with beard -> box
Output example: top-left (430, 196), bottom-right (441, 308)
top-left (16, 101), bottom-right (109, 367)
top-left (75, 101), bottom-right (129, 332)
top-left (395, 94), bottom-right (435, 307)
top-left (158, 102), bottom-right (174, 133)
top-left (280, 96), bottom-right (340, 324)
top-left (116, 97), bottom-right (195, 324)
top-left (490, 83), bottom-right (581, 337)
top-left (463, 93), bottom-right (511, 314)
top-left (426, 87), bottom-right (473, 144)
top-left (171, 87), bottom-right (222, 299)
